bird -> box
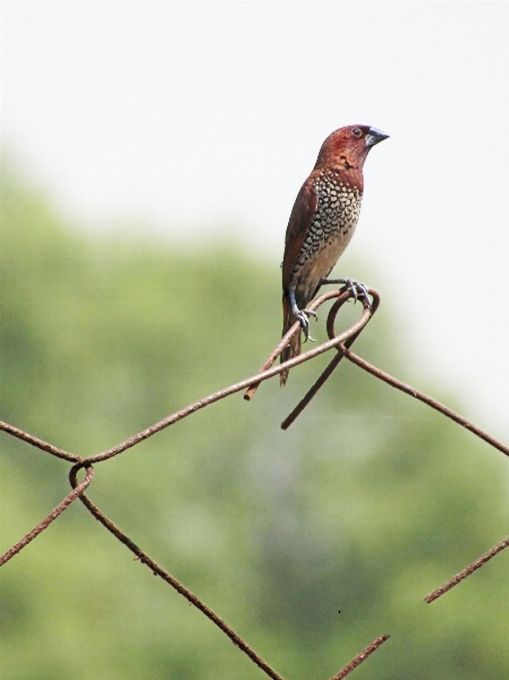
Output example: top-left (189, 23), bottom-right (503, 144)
top-left (280, 124), bottom-right (388, 385)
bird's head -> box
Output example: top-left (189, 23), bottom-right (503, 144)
top-left (315, 125), bottom-right (389, 171)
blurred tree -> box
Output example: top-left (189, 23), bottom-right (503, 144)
top-left (1, 165), bottom-right (508, 680)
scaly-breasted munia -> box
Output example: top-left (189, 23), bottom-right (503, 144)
top-left (280, 124), bottom-right (388, 385)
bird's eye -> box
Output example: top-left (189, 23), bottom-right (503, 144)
top-left (351, 127), bottom-right (362, 138)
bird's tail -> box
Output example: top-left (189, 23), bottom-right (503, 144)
top-left (280, 295), bottom-right (301, 386)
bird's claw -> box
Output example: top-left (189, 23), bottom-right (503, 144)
top-left (288, 289), bottom-right (317, 342)
top-left (344, 279), bottom-right (370, 306)
top-left (295, 308), bottom-right (317, 343)
top-left (322, 277), bottom-right (371, 308)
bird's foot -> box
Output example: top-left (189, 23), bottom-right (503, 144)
top-left (321, 277), bottom-right (371, 308)
top-left (295, 308), bottom-right (317, 343)
top-left (288, 289), bottom-right (317, 342)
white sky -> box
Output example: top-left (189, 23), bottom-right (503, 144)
top-left (2, 2), bottom-right (509, 438)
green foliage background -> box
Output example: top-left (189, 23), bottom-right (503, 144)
top-left (1, 167), bottom-right (508, 679)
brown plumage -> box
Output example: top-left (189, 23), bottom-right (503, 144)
top-left (280, 125), bottom-right (388, 385)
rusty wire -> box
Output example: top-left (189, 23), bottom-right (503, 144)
top-left (67, 465), bottom-right (288, 680)
top-left (1, 284), bottom-right (508, 679)
top-left (0, 420), bottom-right (79, 462)
top-left (0, 465), bottom-right (94, 566)
top-left (424, 535), bottom-right (509, 604)
top-left (328, 635), bottom-right (391, 680)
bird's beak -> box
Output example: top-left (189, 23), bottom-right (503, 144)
top-left (365, 127), bottom-right (389, 147)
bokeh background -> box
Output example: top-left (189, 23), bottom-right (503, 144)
top-left (1, 3), bottom-right (508, 679)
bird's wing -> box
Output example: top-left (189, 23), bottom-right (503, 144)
top-left (282, 175), bottom-right (318, 290)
